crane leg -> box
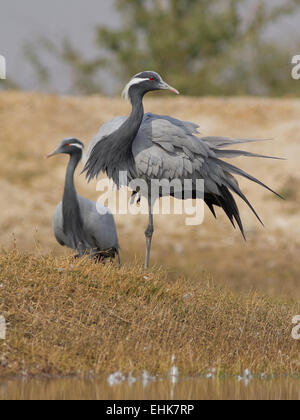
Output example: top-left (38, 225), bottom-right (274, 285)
top-left (117, 249), bottom-right (121, 268)
top-left (144, 203), bottom-right (154, 271)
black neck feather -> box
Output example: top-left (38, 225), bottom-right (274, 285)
top-left (63, 153), bottom-right (87, 251)
top-left (84, 91), bottom-right (145, 186)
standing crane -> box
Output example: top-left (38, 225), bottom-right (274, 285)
top-left (47, 138), bottom-right (120, 263)
top-left (83, 71), bottom-right (281, 270)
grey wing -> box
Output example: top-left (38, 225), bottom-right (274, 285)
top-left (53, 203), bottom-right (67, 247)
top-left (79, 197), bottom-right (119, 251)
top-left (145, 113), bottom-right (201, 135)
top-left (84, 116), bottom-right (127, 164)
top-left (133, 113), bottom-right (216, 181)
top-left (133, 113), bottom-right (281, 236)
top-left (134, 113), bottom-right (280, 184)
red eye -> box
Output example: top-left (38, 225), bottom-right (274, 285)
top-left (66, 143), bottom-right (70, 147)
top-left (149, 77), bottom-right (155, 81)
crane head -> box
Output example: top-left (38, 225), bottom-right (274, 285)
top-left (47, 138), bottom-right (84, 158)
top-left (122, 71), bottom-right (179, 101)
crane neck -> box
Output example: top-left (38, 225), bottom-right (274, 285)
top-left (64, 153), bottom-right (81, 199)
top-left (62, 152), bottom-right (86, 251)
top-left (129, 91), bottom-right (145, 127)
top-left (119, 91), bottom-right (145, 150)
top-left (83, 90), bottom-right (145, 186)
top-left (104, 91), bottom-right (145, 184)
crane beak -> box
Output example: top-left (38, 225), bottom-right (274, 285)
top-left (159, 81), bottom-right (180, 95)
top-left (46, 148), bottom-right (60, 159)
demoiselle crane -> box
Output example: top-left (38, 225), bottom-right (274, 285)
top-left (47, 138), bottom-right (120, 263)
top-left (83, 71), bottom-right (282, 270)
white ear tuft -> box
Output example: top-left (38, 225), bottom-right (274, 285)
top-left (122, 83), bottom-right (130, 102)
top-left (122, 77), bottom-right (149, 101)
top-left (70, 143), bottom-right (84, 150)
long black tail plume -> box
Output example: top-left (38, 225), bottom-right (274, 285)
top-left (205, 185), bottom-right (246, 240)
top-left (212, 157), bottom-right (284, 199)
top-left (205, 153), bottom-right (284, 236)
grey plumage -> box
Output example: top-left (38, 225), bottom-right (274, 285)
top-left (83, 71), bottom-right (282, 269)
top-left (48, 138), bottom-right (120, 262)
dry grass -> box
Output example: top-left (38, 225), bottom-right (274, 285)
top-left (0, 91), bottom-right (300, 378)
top-left (0, 91), bottom-right (300, 298)
top-left (0, 252), bottom-right (299, 378)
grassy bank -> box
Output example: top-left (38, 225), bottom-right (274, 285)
top-left (0, 92), bottom-right (300, 378)
top-left (1, 252), bottom-right (299, 378)
top-left (0, 92), bottom-right (300, 300)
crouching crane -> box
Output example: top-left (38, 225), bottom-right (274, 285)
top-left (47, 138), bottom-right (120, 263)
top-left (83, 71), bottom-right (282, 270)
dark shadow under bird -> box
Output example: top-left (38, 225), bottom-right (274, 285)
top-left (47, 138), bottom-right (120, 263)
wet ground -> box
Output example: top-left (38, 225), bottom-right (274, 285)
top-left (1, 375), bottom-right (299, 400)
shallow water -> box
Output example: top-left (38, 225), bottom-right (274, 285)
top-left (0, 376), bottom-right (299, 400)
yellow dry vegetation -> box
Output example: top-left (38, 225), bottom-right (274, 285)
top-left (0, 91), bottom-right (299, 377)
top-left (1, 253), bottom-right (299, 377)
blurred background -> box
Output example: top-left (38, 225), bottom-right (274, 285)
top-left (1, 0), bottom-right (300, 96)
top-left (0, 0), bottom-right (300, 299)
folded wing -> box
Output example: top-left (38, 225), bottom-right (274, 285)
top-left (133, 113), bottom-right (282, 238)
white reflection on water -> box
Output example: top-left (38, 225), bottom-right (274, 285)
top-left (237, 369), bottom-right (253, 386)
top-left (1, 376), bottom-right (300, 400)
top-left (107, 371), bottom-right (125, 387)
top-left (142, 371), bottom-right (156, 388)
top-left (1, 375), bottom-right (300, 400)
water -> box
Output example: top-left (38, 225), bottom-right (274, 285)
top-left (1, 376), bottom-right (299, 400)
